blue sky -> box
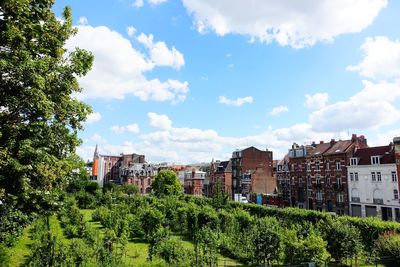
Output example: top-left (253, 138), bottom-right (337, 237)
top-left (53, 0), bottom-right (400, 163)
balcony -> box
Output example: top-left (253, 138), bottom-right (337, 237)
top-left (351, 197), bottom-right (360, 203)
top-left (373, 198), bottom-right (384, 205)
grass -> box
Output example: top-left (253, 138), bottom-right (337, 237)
top-left (9, 215), bottom-right (68, 267)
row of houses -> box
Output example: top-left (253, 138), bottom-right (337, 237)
top-left (276, 135), bottom-right (400, 221)
top-left (89, 134), bottom-right (400, 221)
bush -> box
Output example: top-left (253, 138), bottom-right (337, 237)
top-left (374, 231), bottom-right (400, 266)
top-left (0, 244), bottom-right (10, 267)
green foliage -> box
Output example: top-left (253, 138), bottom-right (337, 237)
top-left (283, 228), bottom-right (330, 266)
top-left (141, 207), bottom-right (165, 239)
top-left (152, 170), bottom-right (182, 197)
top-left (120, 183), bottom-right (139, 196)
top-left (0, 202), bottom-right (29, 246)
top-left (0, 244), bottom-right (10, 267)
top-left (0, 0), bottom-right (93, 213)
top-left (374, 231), bottom-right (400, 265)
top-left (320, 219), bottom-right (363, 262)
top-left (251, 217), bottom-right (282, 266)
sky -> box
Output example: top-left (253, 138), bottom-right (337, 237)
top-left (52, 0), bottom-right (400, 164)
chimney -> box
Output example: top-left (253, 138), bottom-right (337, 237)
top-left (320, 141), bottom-right (324, 144)
top-left (330, 139), bottom-right (336, 146)
top-left (311, 141), bottom-right (316, 147)
top-left (351, 134), bottom-right (357, 142)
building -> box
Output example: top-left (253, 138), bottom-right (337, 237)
top-left (231, 146), bottom-right (276, 199)
top-left (91, 145), bottom-right (150, 189)
top-left (209, 159), bottom-right (232, 196)
top-left (91, 145), bottom-right (121, 187)
top-left (184, 169), bottom-right (206, 196)
top-left (120, 163), bottom-right (156, 194)
top-left (276, 154), bottom-right (291, 207)
top-left (348, 141), bottom-right (400, 221)
top-left (289, 134), bottom-right (368, 215)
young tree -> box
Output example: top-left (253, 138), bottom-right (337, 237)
top-left (152, 170), bottom-right (182, 197)
top-left (0, 1), bottom-right (93, 212)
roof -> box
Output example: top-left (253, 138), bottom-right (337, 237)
top-left (324, 140), bottom-right (353, 155)
top-left (216, 160), bottom-right (232, 173)
top-left (308, 142), bottom-right (331, 156)
top-left (277, 154), bottom-right (289, 165)
top-left (353, 145), bottom-right (395, 165)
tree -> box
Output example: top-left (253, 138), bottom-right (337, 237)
top-left (0, 1), bottom-right (93, 212)
top-left (152, 170), bottom-right (182, 197)
top-left (252, 217), bottom-right (282, 266)
top-left (120, 184), bottom-right (139, 196)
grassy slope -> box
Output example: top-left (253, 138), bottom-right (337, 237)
top-left (81, 209), bottom-right (241, 266)
top-left (9, 215), bottom-right (67, 267)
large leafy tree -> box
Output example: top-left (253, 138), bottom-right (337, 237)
top-left (152, 170), bottom-right (182, 197)
top-left (0, 0), bottom-right (93, 211)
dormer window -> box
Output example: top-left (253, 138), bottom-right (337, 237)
top-left (350, 158), bottom-right (358, 166)
top-left (371, 156), bottom-right (380, 165)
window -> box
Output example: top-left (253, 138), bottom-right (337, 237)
top-left (336, 176), bottom-right (342, 186)
top-left (371, 156), bottom-right (380, 165)
top-left (350, 157), bottom-right (358, 166)
top-left (377, 172), bottom-right (382, 182)
top-left (316, 190), bottom-right (323, 201)
top-left (355, 172), bottom-right (359, 181)
top-left (316, 175), bottom-right (321, 185)
top-left (371, 172), bottom-right (376, 182)
top-left (326, 176), bottom-right (331, 185)
top-left (350, 172), bottom-right (354, 181)
top-left (394, 189), bottom-right (399, 200)
top-left (326, 161), bottom-right (330, 170)
top-left (392, 172), bottom-right (398, 182)
top-left (299, 177), bottom-right (303, 184)
top-left (337, 192), bottom-right (344, 203)
top-left (306, 161), bottom-right (310, 171)
top-left (336, 160), bottom-right (341, 170)
top-left (315, 161), bottom-right (320, 171)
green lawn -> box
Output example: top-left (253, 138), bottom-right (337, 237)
top-left (9, 215), bottom-right (68, 267)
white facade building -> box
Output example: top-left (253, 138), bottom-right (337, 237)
top-left (348, 144), bottom-right (400, 221)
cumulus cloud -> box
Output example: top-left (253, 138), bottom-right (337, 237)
top-left (85, 112), bottom-right (102, 124)
top-left (111, 124), bottom-right (140, 134)
top-left (148, 112), bottom-right (172, 130)
top-left (133, 0), bottom-right (144, 8)
top-left (305, 93), bottom-right (329, 109)
top-left (78, 16), bottom-right (88, 25)
top-left (309, 80), bottom-right (400, 132)
top-left (65, 25), bottom-right (188, 102)
top-left (181, 0), bottom-right (387, 48)
top-left (346, 36), bottom-right (400, 80)
top-left (137, 33), bottom-right (185, 69)
top-left (270, 105), bottom-right (289, 116)
top-left (127, 26), bottom-right (136, 37)
top-left (90, 134), bottom-right (107, 144)
top-left (219, 96), bottom-right (253, 106)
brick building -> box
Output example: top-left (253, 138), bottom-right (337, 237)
top-left (276, 154), bottom-right (291, 207)
top-left (289, 134), bottom-right (368, 215)
top-left (184, 169), bottom-right (206, 196)
top-left (209, 159), bottom-right (232, 195)
top-left (91, 145), bottom-right (121, 187)
top-left (231, 146), bottom-right (276, 199)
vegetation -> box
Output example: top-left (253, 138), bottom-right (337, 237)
top-left (151, 170), bottom-right (182, 197)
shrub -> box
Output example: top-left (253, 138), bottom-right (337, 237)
top-left (374, 231), bottom-right (400, 266)
top-left (0, 244), bottom-right (10, 267)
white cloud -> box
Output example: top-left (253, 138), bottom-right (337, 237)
top-left (137, 33), bottom-right (185, 69)
top-left (219, 96), bottom-right (253, 107)
top-left (133, 0), bottom-right (144, 8)
top-left (270, 105), bottom-right (289, 116)
top-left (148, 0), bottom-right (167, 5)
top-left (90, 134), bottom-right (107, 144)
top-left (85, 112), bottom-right (102, 124)
top-left (181, 0), bottom-right (387, 48)
top-left (65, 25), bottom-right (188, 102)
top-left (111, 124), bottom-right (140, 134)
top-left (347, 36), bottom-right (400, 80)
top-left (310, 80), bottom-right (400, 132)
top-left (305, 93), bottom-right (329, 109)
top-left (148, 112), bottom-right (172, 130)
top-left (127, 26), bottom-right (136, 37)
top-left (78, 16), bottom-right (88, 25)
